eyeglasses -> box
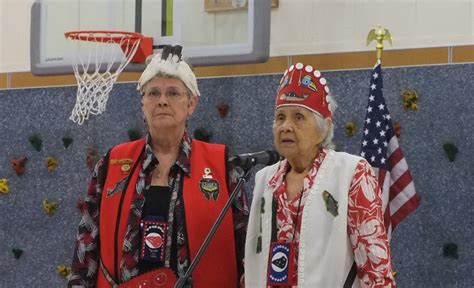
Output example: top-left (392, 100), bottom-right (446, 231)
top-left (143, 88), bottom-right (188, 101)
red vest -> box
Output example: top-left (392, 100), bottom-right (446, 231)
top-left (96, 139), bottom-right (238, 287)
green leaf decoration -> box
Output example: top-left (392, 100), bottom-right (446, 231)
top-left (62, 137), bottom-right (73, 148)
top-left (12, 248), bottom-right (24, 259)
top-left (193, 128), bottom-right (213, 143)
top-left (28, 134), bottom-right (42, 152)
top-left (128, 129), bottom-right (143, 141)
top-left (322, 190), bottom-right (339, 217)
top-left (443, 242), bottom-right (458, 259)
top-left (443, 142), bottom-right (458, 162)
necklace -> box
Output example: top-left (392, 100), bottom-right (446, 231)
top-left (291, 188), bottom-right (304, 242)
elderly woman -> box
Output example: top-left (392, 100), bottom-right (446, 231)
top-left (68, 46), bottom-right (248, 288)
top-left (245, 63), bottom-right (396, 287)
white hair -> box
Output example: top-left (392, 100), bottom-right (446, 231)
top-left (314, 93), bottom-right (337, 150)
top-left (137, 53), bottom-right (200, 97)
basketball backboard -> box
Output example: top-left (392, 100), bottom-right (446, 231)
top-left (30, 0), bottom-right (271, 75)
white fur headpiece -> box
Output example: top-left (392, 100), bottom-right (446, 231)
top-left (137, 47), bottom-right (200, 96)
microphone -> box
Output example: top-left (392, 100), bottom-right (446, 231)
top-left (228, 150), bottom-right (281, 168)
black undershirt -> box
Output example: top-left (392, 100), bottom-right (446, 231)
top-left (142, 186), bottom-right (172, 216)
top-left (138, 185), bottom-right (175, 274)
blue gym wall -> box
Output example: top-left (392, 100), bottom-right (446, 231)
top-left (0, 63), bottom-right (472, 287)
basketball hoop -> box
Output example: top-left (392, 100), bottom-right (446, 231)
top-left (65, 30), bottom-right (153, 124)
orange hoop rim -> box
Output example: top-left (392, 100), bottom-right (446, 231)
top-left (64, 30), bottom-right (143, 44)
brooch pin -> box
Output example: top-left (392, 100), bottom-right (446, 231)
top-left (110, 158), bottom-right (133, 173)
top-left (199, 168), bottom-right (220, 201)
top-left (322, 190), bottom-right (338, 217)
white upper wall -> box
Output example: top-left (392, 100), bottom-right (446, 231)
top-left (271, 0), bottom-right (474, 55)
top-left (1, 0), bottom-right (474, 73)
top-left (0, 0), bottom-right (34, 73)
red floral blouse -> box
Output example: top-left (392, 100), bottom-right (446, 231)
top-left (269, 149), bottom-right (396, 288)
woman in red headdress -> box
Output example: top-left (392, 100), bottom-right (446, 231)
top-left (245, 63), bottom-right (396, 288)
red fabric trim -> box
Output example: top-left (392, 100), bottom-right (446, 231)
top-left (183, 140), bottom-right (238, 288)
top-left (96, 270), bottom-right (111, 287)
top-left (99, 139), bottom-right (146, 285)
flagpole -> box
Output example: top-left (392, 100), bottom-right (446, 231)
top-left (366, 25), bottom-right (392, 61)
top-left (357, 26), bottom-right (420, 286)
top-left (345, 25), bottom-right (395, 288)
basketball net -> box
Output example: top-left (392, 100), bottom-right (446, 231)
top-left (66, 32), bottom-right (141, 125)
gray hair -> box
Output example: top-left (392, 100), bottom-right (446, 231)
top-left (314, 93), bottom-right (337, 150)
top-left (137, 53), bottom-right (200, 97)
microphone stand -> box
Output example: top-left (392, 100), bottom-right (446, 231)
top-left (175, 166), bottom-right (253, 288)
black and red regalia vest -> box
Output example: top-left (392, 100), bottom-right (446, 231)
top-left (96, 138), bottom-right (238, 287)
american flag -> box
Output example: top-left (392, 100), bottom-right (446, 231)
top-left (360, 60), bottom-right (420, 237)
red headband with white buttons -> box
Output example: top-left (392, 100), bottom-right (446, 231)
top-left (276, 63), bottom-right (332, 119)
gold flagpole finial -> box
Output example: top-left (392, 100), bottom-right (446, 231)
top-left (366, 25), bottom-right (392, 61)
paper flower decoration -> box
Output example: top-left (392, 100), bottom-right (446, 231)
top-left (57, 264), bottom-right (72, 279)
top-left (345, 121), bottom-right (357, 137)
top-left (193, 128), bottom-right (213, 143)
top-left (393, 121), bottom-right (401, 138)
top-left (86, 148), bottom-right (99, 171)
top-left (443, 143), bottom-right (458, 162)
top-left (402, 89), bottom-right (418, 111)
top-left (11, 157), bottom-right (28, 176)
top-left (12, 248), bottom-right (24, 259)
top-left (62, 137), bottom-right (73, 148)
top-left (45, 156), bottom-right (59, 172)
top-left (216, 103), bottom-right (230, 118)
top-left (29, 134), bottom-right (43, 152)
top-left (128, 128), bottom-right (143, 141)
top-left (443, 242), bottom-right (458, 259)
top-left (0, 178), bottom-right (10, 194)
top-left (42, 199), bottom-right (58, 216)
